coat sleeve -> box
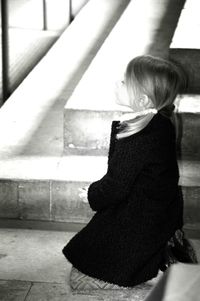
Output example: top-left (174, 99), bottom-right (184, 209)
top-left (88, 135), bottom-right (149, 212)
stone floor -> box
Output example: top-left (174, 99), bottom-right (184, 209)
top-left (0, 228), bottom-right (200, 301)
top-left (0, 228), bottom-right (72, 301)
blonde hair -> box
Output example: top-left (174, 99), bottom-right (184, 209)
top-left (117, 55), bottom-right (187, 139)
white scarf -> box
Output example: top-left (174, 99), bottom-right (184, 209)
top-left (116, 108), bottom-right (158, 139)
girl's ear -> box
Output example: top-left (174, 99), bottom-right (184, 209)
top-left (139, 94), bottom-right (153, 108)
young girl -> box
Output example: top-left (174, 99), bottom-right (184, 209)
top-left (62, 55), bottom-right (197, 290)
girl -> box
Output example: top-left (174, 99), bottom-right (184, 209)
top-left (62, 55), bottom-right (197, 290)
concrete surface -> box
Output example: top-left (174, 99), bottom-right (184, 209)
top-left (0, 228), bottom-right (72, 300)
top-left (144, 263), bottom-right (200, 301)
top-left (0, 228), bottom-right (73, 283)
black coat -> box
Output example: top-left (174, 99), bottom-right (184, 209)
top-left (62, 113), bottom-right (183, 287)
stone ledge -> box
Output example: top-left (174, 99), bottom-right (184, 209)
top-left (64, 104), bottom-right (200, 159)
top-left (0, 219), bottom-right (200, 240)
top-left (144, 263), bottom-right (200, 301)
top-left (0, 156), bottom-right (199, 225)
top-left (0, 155), bottom-right (198, 183)
top-left (0, 28), bottom-right (59, 100)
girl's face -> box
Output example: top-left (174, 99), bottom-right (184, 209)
top-left (115, 79), bottom-right (142, 112)
top-left (115, 80), bottom-right (130, 108)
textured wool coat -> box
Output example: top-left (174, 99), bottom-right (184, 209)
top-left (62, 113), bottom-right (183, 287)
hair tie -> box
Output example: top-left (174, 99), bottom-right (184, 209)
top-left (158, 104), bottom-right (175, 118)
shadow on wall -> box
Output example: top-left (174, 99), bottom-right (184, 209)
top-left (169, 49), bottom-right (200, 94)
top-left (146, 0), bottom-right (186, 58)
top-left (143, 0), bottom-right (200, 162)
top-left (145, 0), bottom-right (200, 94)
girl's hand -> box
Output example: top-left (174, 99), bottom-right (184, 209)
top-left (78, 186), bottom-right (89, 203)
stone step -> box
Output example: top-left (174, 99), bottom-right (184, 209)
top-left (0, 0), bottom-right (132, 231)
top-left (0, 28), bottom-right (59, 100)
top-left (0, 156), bottom-right (199, 237)
top-left (144, 263), bottom-right (200, 301)
top-left (0, 0), bottom-right (130, 158)
top-left (64, 94), bottom-right (200, 160)
top-left (169, 0), bottom-right (200, 93)
top-left (176, 95), bottom-right (200, 160)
